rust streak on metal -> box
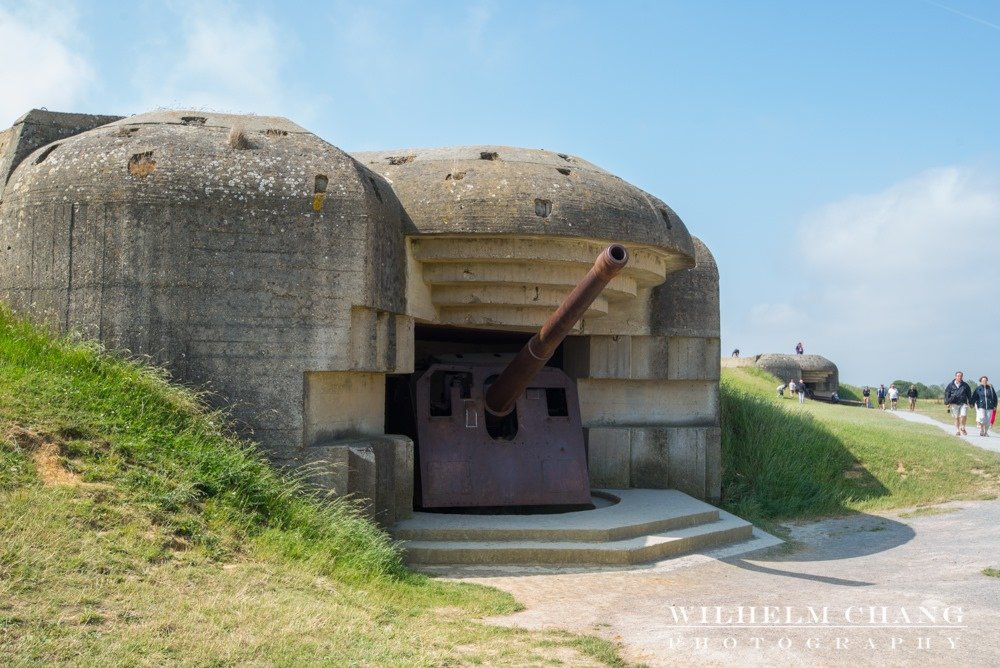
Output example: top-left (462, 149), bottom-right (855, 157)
top-left (484, 243), bottom-right (629, 417)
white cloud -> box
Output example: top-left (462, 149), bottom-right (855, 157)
top-left (731, 166), bottom-right (1000, 382)
top-left (0, 2), bottom-right (94, 126)
top-left (795, 167), bottom-right (1000, 382)
top-left (800, 167), bottom-right (998, 276)
top-left (132, 5), bottom-right (293, 115)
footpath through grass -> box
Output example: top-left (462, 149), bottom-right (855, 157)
top-left (721, 366), bottom-right (1000, 529)
top-left (0, 308), bottom-right (623, 667)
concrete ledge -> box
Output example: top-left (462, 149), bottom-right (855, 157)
top-left (300, 434), bottom-right (414, 526)
top-left (400, 516), bottom-right (752, 566)
top-left (394, 489), bottom-right (753, 566)
top-left (393, 489), bottom-right (718, 542)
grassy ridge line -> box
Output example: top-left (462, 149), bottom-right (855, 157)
top-left (720, 366), bottom-right (1000, 528)
top-left (0, 306), bottom-right (401, 580)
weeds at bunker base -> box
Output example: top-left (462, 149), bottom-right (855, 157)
top-left (666, 605), bottom-right (965, 626)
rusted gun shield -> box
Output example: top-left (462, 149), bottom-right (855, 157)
top-left (415, 356), bottom-right (590, 508)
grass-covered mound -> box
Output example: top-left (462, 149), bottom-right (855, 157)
top-left (721, 366), bottom-right (1000, 528)
top-left (0, 308), bottom-right (623, 666)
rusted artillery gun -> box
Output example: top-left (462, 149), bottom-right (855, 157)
top-left (414, 244), bottom-right (630, 508)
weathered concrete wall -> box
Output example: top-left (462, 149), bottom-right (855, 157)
top-left (0, 110), bottom-right (123, 195)
top-left (301, 435), bottom-right (414, 527)
top-left (0, 111), bottom-right (412, 468)
top-left (563, 238), bottom-right (722, 501)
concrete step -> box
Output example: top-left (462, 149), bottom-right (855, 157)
top-left (392, 489), bottom-right (719, 542)
top-left (393, 489), bottom-right (755, 566)
top-left (400, 514), bottom-right (752, 566)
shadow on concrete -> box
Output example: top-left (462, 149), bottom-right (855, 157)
top-left (728, 560), bottom-right (874, 587)
top-left (723, 511), bottom-right (917, 587)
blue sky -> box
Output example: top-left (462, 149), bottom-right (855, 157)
top-left (2, 0), bottom-right (998, 385)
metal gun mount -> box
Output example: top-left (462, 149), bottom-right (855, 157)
top-left (414, 244), bottom-right (630, 508)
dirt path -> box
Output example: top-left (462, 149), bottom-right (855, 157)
top-left (444, 501), bottom-right (1000, 667)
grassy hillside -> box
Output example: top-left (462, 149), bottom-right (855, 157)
top-left (721, 366), bottom-right (1000, 527)
top-left (0, 308), bottom-right (623, 667)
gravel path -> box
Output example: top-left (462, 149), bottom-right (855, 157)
top-left (889, 409), bottom-right (1000, 453)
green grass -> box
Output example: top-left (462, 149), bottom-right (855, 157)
top-left (837, 382), bottom-right (863, 402)
top-left (721, 367), bottom-right (1000, 529)
top-left (982, 567), bottom-right (1000, 578)
top-left (0, 307), bottom-right (624, 667)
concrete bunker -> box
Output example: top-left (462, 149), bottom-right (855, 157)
top-left (753, 353), bottom-right (840, 398)
top-left (1, 111), bottom-right (723, 527)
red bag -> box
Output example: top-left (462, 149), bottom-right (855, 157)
top-left (992, 409), bottom-right (996, 426)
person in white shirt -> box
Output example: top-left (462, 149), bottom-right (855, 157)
top-left (888, 384), bottom-right (899, 411)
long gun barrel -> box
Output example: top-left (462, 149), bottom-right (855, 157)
top-left (484, 243), bottom-right (630, 417)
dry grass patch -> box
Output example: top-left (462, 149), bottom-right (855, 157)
top-left (4, 426), bottom-right (80, 486)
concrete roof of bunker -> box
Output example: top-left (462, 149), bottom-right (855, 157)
top-left (354, 145), bottom-right (695, 267)
top-left (3, 110), bottom-right (402, 218)
top-left (756, 354), bottom-right (839, 373)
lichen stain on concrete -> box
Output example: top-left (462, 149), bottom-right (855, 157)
top-left (127, 151), bottom-right (156, 178)
top-left (313, 173), bottom-right (328, 210)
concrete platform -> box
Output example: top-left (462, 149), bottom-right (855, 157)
top-left (392, 489), bottom-right (756, 566)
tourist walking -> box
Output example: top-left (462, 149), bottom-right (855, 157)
top-left (788, 379), bottom-right (797, 399)
top-left (797, 378), bottom-right (807, 404)
top-left (907, 385), bottom-right (918, 411)
top-left (862, 386), bottom-right (871, 409)
top-left (888, 384), bottom-right (899, 410)
top-left (970, 376), bottom-right (997, 437)
top-left (876, 384), bottom-right (887, 410)
top-left (943, 371), bottom-right (973, 436)
top-left (777, 383), bottom-right (786, 398)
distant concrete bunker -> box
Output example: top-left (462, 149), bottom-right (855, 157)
top-left (0, 110), bottom-right (722, 524)
top-left (756, 354), bottom-right (839, 396)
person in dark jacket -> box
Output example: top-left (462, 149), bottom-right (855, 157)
top-left (971, 376), bottom-right (998, 437)
top-left (907, 385), bottom-right (918, 411)
top-left (943, 371), bottom-right (973, 436)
